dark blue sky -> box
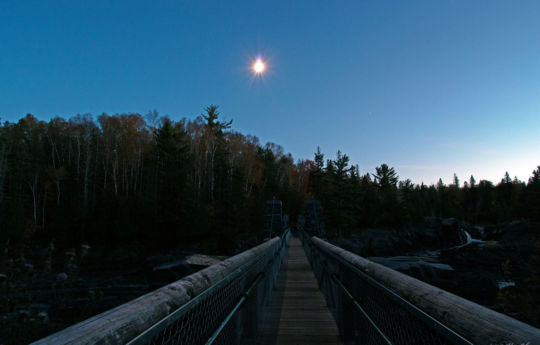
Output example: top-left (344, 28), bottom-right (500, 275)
top-left (1, 1), bottom-right (539, 184)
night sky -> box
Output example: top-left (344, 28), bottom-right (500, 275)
top-left (1, 1), bottom-right (539, 184)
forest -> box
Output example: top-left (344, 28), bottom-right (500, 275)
top-left (309, 148), bottom-right (540, 236)
top-left (0, 107), bottom-right (310, 251)
top-left (1, 108), bottom-right (540, 342)
top-left (1, 109), bottom-right (539, 249)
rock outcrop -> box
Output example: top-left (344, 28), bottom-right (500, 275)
top-left (330, 218), bottom-right (540, 327)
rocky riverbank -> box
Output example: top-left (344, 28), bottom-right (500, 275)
top-left (0, 234), bottom-right (263, 344)
top-left (329, 218), bottom-right (540, 328)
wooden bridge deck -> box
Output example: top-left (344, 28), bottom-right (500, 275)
top-left (256, 236), bottom-right (342, 345)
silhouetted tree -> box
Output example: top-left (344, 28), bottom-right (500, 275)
top-left (307, 148), bottom-right (539, 233)
top-left (526, 166), bottom-right (540, 220)
top-left (0, 108), bottom-right (309, 251)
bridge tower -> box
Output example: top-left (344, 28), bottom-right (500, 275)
top-left (304, 199), bottom-right (326, 238)
top-left (263, 199), bottom-right (283, 238)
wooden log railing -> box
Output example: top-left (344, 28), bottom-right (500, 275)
top-left (301, 232), bottom-right (540, 345)
top-left (32, 230), bottom-right (290, 345)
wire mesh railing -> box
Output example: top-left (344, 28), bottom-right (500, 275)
top-left (32, 230), bottom-right (289, 345)
top-left (127, 230), bottom-right (289, 345)
top-left (299, 230), bottom-right (473, 345)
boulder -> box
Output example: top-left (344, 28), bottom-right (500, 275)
top-left (185, 254), bottom-right (227, 268)
top-left (331, 228), bottom-right (412, 257)
top-left (329, 218), bottom-right (540, 326)
top-left (468, 225), bottom-right (485, 239)
top-left (440, 218), bottom-right (464, 245)
top-left (368, 256), bottom-right (454, 282)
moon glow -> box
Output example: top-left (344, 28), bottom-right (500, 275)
top-left (253, 59), bottom-right (266, 74)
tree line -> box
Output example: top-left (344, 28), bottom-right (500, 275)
top-left (2, 110), bottom-right (538, 247)
top-left (308, 148), bottom-right (540, 236)
top-left (0, 107), bottom-right (311, 250)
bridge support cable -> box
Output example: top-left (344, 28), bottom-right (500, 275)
top-left (205, 237), bottom-right (289, 345)
top-left (204, 272), bottom-right (264, 345)
top-left (299, 230), bottom-right (474, 345)
top-left (300, 230), bottom-right (540, 345)
top-left (129, 230), bottom-right (290, 345)
top-left (331, 273), bottom-right (393, 345)
top-left (32, 230), bottom-right (290, 345)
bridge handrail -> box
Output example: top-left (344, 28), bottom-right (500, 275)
top-left (32, 230), bottom-right (290, 345)
top-left (300, 231), bottom-right (540, 345)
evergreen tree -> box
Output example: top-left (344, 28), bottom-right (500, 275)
top-left (526, 166), bottom-right (540, 220)
top-left (309, 147), bottom-right (325, 198)
top-left (373, 164), bottom-right (400, 226)
top-left (373, 164), bottom-right (398, 188)
top-left (0, 108), bottom-right (310, 249)
top-left (452, 173), bottom-right (460, 187)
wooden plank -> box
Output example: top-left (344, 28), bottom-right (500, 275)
top-left (256, 237), bottom-right (342, 345)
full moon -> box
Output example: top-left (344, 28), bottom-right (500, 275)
top-left (253, 59), bottom-right (266, 74)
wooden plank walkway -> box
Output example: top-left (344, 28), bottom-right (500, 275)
top-left (256, 236), bottom-right (342, 345)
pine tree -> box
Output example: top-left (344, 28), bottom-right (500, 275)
top-left (526, 166), bottom-right (540, 220)
top-left (452, 173), bottom-right (460, 188)
top-left (372, 164), bottom-right (400, 226)
top-left (372, 164), bottom-right (398, 189)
